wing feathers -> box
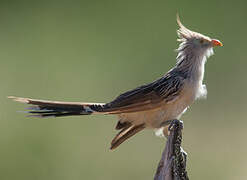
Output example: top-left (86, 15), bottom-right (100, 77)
top-left (104, 71), bottom-right (185, 113)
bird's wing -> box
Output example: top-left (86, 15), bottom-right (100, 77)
top-left (103, 71), bottom-right (185, 114)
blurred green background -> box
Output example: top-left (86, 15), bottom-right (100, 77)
top-left (1, 0), bottom-right (247, 179)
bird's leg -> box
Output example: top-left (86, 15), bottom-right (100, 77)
top-left (159, 119), bottom-right (174, 127)
top-left (159, 119), bottom-right (184, 131)
top-left (159, 119), bottom-right (183, 137)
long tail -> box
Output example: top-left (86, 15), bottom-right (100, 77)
top-left (8, 96), bottom-right (146, 150)
top-left (8, 96), bottom-right (106, 117)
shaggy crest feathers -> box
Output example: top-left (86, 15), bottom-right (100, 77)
top-left (175, 15), bottom-right (214, 70)
top-left (176, 14), bottom-right (211, 42)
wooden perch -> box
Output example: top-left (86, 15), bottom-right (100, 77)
top-left (154, 119), bottom-right (189, 180)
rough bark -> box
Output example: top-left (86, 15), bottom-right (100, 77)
top-left (154, 119), bottom-right (189, 180)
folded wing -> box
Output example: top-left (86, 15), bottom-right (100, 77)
top-left (103, 71), bottom-right (185, 114)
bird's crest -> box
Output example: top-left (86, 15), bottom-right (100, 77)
top-left (176, 14), bottom-right (211, 42)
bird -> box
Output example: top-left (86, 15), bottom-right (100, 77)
top-left (8, 15), bottom-right (223, 150)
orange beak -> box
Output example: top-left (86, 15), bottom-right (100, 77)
top-left (211, 39), bottom-right (223, 47)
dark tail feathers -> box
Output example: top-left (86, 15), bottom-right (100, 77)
top-left (8, 96), bottom-right (106, 118)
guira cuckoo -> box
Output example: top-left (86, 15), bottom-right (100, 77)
top-left (9, 16), bottom-right (223, 150)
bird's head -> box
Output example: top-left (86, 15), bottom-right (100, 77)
top-left (176, 15), bottom-right (222, 58)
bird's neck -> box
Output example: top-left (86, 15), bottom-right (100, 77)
top-left (175, 43), bottom-right (213, 83)
top-left (176, 54), bottom-right (206, 83)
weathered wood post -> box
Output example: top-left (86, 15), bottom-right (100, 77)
top-left (154, 120), bottom-right (189, 180)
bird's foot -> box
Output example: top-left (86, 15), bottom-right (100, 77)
top-left (168, 119), bottom-right (184, 132)
top-left (159, 119), bottom-right (174, 127)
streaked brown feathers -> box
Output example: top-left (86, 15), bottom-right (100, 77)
top-left (103, 70), bottom-right (185, 114)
